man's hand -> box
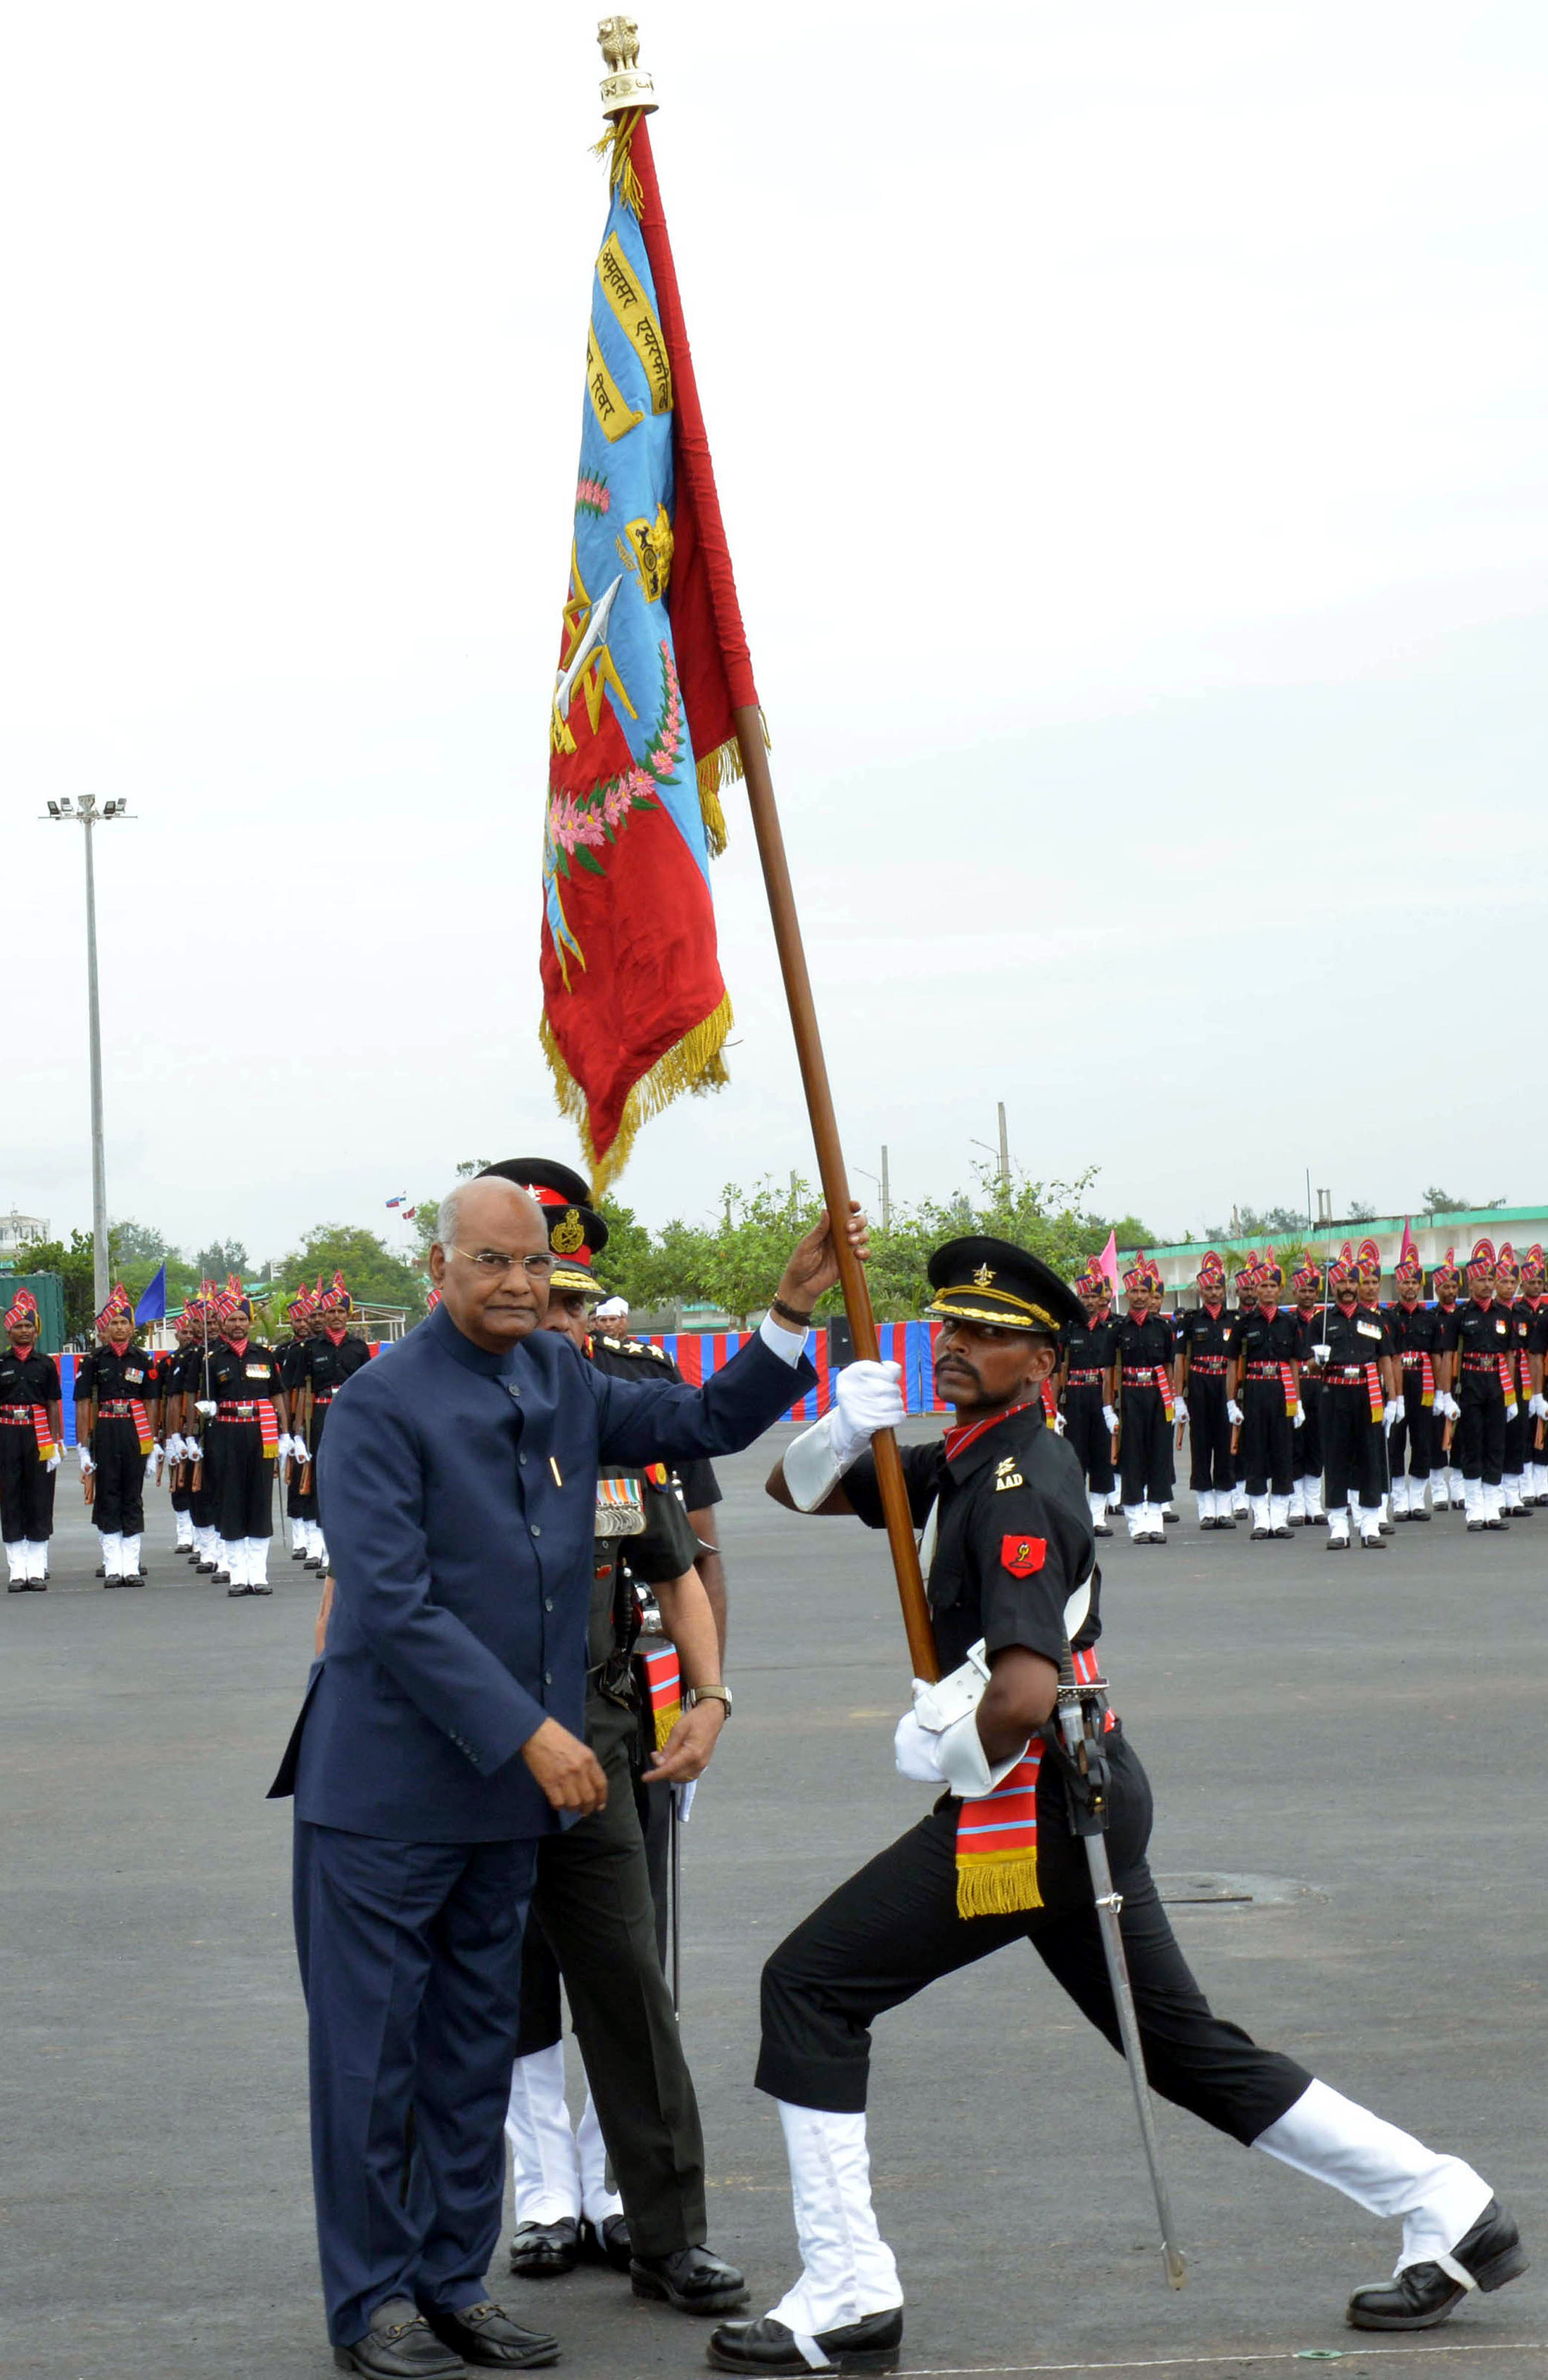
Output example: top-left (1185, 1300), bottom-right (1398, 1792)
top-left (521, 1718), bottom-right (608, 1814)
top-left (645, 1698), bottom-right (725, 1785)
top-left (774, 1201), bottom-right (871, 1315)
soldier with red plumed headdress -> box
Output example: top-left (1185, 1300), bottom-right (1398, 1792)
top-left (1452, 1239), bottom-right (1514, 1530)
top-left (1176, 1250), bottom-right (1238, 1528)
top-left (1229, 1249), bottom-right (1301, 1539)
top-left (1058, 1255), bottom-right (1120, 1538)
top-left (190, 1279), bottom-right (291, 1593)
top-left (1114, 1253), bottom-right (1176, 1543)
top-left (1428, 1248), bottom-right (1465, 1509)
top-left (1387, 1239), bottom-right (1440, 1522)
top-left (1519, 1244), bottom-right (1548, 1505)
top-left (1311, 1254), bottom-right (1396, 1549)
top-left (74, 1283), bottom-right (162, 1585)
top-left (1, 1286), bottom-right (63, 1588)
top-left (1288, 1258), bottom-right (1328, 1525)
top-left (1492, 1243), bottom-right (1533, 1516)
top-left (277, 1285), bottom-right (321, 1563)
top-left (1352, 1241), bottom-right (1396, 1531)
top-left (296, 1272), bottom-right (373, 1575)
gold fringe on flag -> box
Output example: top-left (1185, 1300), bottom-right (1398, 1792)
top-left (694, 711), bottom-right (770, 859)
top-left (954, 1849), bottom-right (1044, 1921)
top-left (653, 1695), bottom-right (683, 1752)
top-left (593, 110), bottom-right (645, 217)
top-left (540, 989), bottom-right (734, 1199)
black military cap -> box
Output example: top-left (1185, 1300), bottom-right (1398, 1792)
top-left (479, 1156), bottom-right (592, 1207)
top-left (925, 1236), bottom-right (1084, 1336)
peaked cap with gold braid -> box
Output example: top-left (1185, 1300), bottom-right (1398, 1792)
top-left (926, 1236), bottom-right (1084, 1336)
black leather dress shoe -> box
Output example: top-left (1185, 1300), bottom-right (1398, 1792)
top-left (1271, 1525), bottom-right (1291, 1539)
top-left (334, 2298), bottom-right (464, 2376)
top-left (1411, 1507), bottom-right (1431, 1521)
top-left (508, 2218), bottom-right (579, 2277)
top-left (706, 2308), bottom-right (903, 2372)
top-left (1215, 1514), bottom-right (1236, 1528)
top-left (1485, 1517), bottom-right (1510, 1531)
top-left (1093, 1520), bottom-right (1113, 1537)
top-left (1250, 1524), bottom-right (1269, 1541)
top-left (1347, 2197), bottom-right (1525, 2330)
top-left (580, 2210), bottom-right (633, 2272)
top-left (422, 2298), bottom-right (560, 2369)
top-left (632, 2243), bottom-right (749, 2314)
top-left (1391, 1508), bottom-right (1411, 1521)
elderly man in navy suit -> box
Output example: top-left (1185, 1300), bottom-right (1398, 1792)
top-left (272, 1174), bottom-right (862, 2379)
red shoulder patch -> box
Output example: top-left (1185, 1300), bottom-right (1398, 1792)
top-left (1001, 1533), bottom-right (1046, 1578)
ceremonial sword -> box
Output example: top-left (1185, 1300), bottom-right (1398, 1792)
top-left (1054, 1582), bottom-right (1187, 2290)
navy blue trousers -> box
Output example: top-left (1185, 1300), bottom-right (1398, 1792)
top-left (293, 1821), bottom-right (538, 2344)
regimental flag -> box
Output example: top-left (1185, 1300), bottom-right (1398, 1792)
top-left (540, 108), bottom-right (759, 1194)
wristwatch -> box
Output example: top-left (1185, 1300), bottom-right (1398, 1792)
top-left (687, 1683), bottom-right (733, 1718)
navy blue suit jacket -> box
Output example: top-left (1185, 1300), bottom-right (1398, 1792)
top-left (269, 1300), bottom-right (814, 1842)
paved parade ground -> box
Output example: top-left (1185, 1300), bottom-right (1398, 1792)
top-left (5, 1422), bottom-right (1545, 2380)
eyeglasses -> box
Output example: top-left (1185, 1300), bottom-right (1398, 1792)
top-left (451, 1246), bottom-right (555, 1280)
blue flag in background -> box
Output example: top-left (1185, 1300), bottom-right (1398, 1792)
top-left (134, 1264), bottom-right (167, 1325)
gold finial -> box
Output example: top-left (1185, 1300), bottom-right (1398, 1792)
top-left (597, 15), bottom-right (657, 118)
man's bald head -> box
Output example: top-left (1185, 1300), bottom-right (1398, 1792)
top-left (429, 1177), bottom-right (554, 1352)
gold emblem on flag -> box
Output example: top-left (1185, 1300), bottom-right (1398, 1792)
top-left (619, 505), bottom-right (674, 602)
top-left (552, 1208), bottom-right (588, 1255)
top-left (973, 1264), bottom-right (996, 1287)
top-left (598, 16), bottom-right (657, 118)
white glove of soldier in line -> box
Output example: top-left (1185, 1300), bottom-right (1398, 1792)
top-left (1051, 1412), bottom-right (1066, 1435)
top-left (164, 1433), bottom-right (184, 1462)
top-left (1293, 1403), bottom-right (1306, 1428)
top-left (144, 1448), bottom-right (161, 1481)
top-left (78, 1445), bottom-right (95, 1476)
top-left (1226, 1399), bottom-right (1244, 1426)
top-left (1506, 1401), bottom-right (1519, 1423)
top-left (1530, 1395), bottom-right (1548, 1420)
top-left (195, 1398), bottom-right (217, 1419)
top-left (46, 1448), bottom-right (62, 1472)
top-left (1385, 1395), bottom-right (1406, 1428)
top-left (182, 1436), bottom-right (202, 1461)
top-left (1101, 1405), bottom-right (1119, 1435)
top-left (784, 1360), bottom-right (907, 1510)
top-left (1172, 1396), bottom-right (1188, 1425)
top-left (1312, 1343), bottom-right (1333, 1366)
top-left (894, 1709), bottom-right (946, 1783)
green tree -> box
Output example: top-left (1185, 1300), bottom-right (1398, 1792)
top-left (276, 1224), bottom-right (426, 1314)
top-left (18, 1232), bottom-right (101, 1339)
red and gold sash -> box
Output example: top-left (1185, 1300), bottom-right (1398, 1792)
top-left (640, 1640), bottom-right (681, 1751)
top-left (1498, 1356), bottom-right (1516, 1409)
top-left (1155, 1367), bottom-right (1174, 1422)
top-left (30, 1405), bottom-right (58, 1461)
top-left (1040, 1380), bottom-right (1058, 1427)
top-left (129, 1398), bottom-right (153, 1456)
top-left (1364, 1364), bottom-right (1383, 1424)
top-left (1278, 1362), bottom-right (1300, 1420)
top-left (259, 1403), bottom-right (279, 1460)
top-left (954, 1648), bottom-right (1116, 1919)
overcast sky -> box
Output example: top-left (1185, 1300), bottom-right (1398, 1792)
top-left (4, 0), bottom-right (1545, 1268)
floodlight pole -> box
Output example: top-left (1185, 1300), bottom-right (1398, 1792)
top-left (42, 797), bottom-right (132, 1314)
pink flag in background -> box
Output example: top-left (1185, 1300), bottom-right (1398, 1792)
top-left (1098, 1230), bottom-right (1119, 1298)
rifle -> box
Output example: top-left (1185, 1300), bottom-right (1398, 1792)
top-left (83, 1389), bottom-right (96, 1506)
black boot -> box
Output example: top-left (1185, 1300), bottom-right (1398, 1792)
top-left (1346, 2198), bottom-right (1525, 2331)
top-left (508, 2219), bottom-right (579, 2278)
top-left (631, 2243), bottom-right (749, 2315)
top-left (708, 2308), bottom-right (903, 2374)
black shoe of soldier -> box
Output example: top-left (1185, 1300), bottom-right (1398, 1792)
top-left (1411, 1507), bottom-right (1431, 1522)
top-left (633, 2243), bottom-right (749, 2315)
top-left (1379, 1520), bottom-right (1395, 1533)
top-left (1215, 1514), bottom-right (1236, 1528)
top-left (707, 2308), bottom-right (903, 2372)
top-left (1271, 1525), bottom-right (1291, 1538)
top-left (1347, 2197), bottom-right (1525, 2330)
top-left (291, 1547), bottom-right (308, 1560)
top-left (250, 1581), bottom-right (272, 1594)
top-left (580, 2212), bottom-right (633, 2272)
top-left (196, 1559), bottom-right (217, 1574)
top-left (1250, 1525), bottom-right (1269, 1541)
top-left (227, 1582), bottom-right (255, 1597)
top-left (1467, 1518), bottom-right (1485, 1531)
top-left (1306, 1510), bottom-right (1328, 1525)
top-left (96, 1566), bottom-right (106, 1578)
top-left (508, 2219), bottom-right (579, 2277)
top-left (333, 2298), bottom-right (465, 2377)
top-left (1288, 1512), bottom-right (1305, 1526)
top-left (1392, 1509), bottom-right (1411, 1522)
top-left (1093, 1520), bottom-right (1113, 1537)
top-left (421, 2298), bottom-right (560, 2369)
top-left (122, 1571), bottom-right (146, 1585)
top-left (1162, 1508), bottom-right (1179, 1523)
top-left (1485, 1517), bottom-right (1510, 1530)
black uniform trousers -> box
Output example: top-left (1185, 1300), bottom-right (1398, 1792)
top-left (1388, 1372), bottom-right (1438, 1482)
top-left (1456, 1379), bottom-right (1506, 1485)
top-left (1061, 1385), bottom-right (1115, 1498)
top-left (207, 1419), bottom-right (274, 1538)
top-left (1241, 1381), bottom-right (1294, 1498)
top-left (757, 1734), bottom-right (1310, 2145)
top-left (1186, 1376), bottom-right (1233, 1493)
top-left (0, 1422), bottom-right (54, 1542)
top-left (1118, 1386), bottom-right (1172, 1505)
top-left (1297, 1381), bottom-right (1324, 1479)
top-left (512, 1696), bottom-right (704, 2260)
top-left (1321, 1385), bottom-right (1385, 1510)
top-left (89, 1414), bottom-right (145, 1536)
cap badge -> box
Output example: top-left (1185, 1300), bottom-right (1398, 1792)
top-left (551, 1208), bottom-right (587, 1255)
top-left (973, 1264), bottom-right (996, 1288)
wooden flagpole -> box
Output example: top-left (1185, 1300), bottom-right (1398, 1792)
top-left (732, 705), bottom-right (937, 1683)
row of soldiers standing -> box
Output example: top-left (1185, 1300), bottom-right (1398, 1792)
top-left (1, 1272), bottom-right (369, 1591)
top-left (1053, 1236), bottom-right (1547, 1547)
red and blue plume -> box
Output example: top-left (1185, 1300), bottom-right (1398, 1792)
top-left (5, 1285), bottom-right (39, 1335)
top-left (1468, 1237), bottom-right (1497, 1279)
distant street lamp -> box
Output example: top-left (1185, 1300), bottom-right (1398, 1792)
top-left (39, 795), bottom-right (134, 1313)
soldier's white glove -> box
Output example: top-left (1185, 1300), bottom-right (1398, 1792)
top-left (1051, 1411), bottom-right (1066, 1435)
top-left (1312, 1343), bottom-right (1333, 1366)
top-left (78, 1445), bottom-right (95, 1476)
top-left (1531, 1394), bottom-right (1548, 1420)
top-left (1226, 1398), bottom-right (1244, 1426)
top-left (163, 1433), bottom-right (182, 1462)
top-left (1101, 1405), bottom-right (1119, 1434)
top-left (182, 1435), bottom-right (202, 1461)
top-left (899, 1641), bottom-right (1028, 1800)
top-left (782, 1359), bottom-right (906, 1511)
top-left (145, 1448), bottom-right (162, 1481)
top-left (46, 1448), bottom-right (62, 1471)
top-left (195, 1398), bottom-right (217, 1419)
top-left (1386, 1395), bottom-right (1405, 1427)
top-left (1172, 1396), bottom-right (1188, 1424)
top-left (1506, 1400), bottom-right (1518, 1422)
top-left (1292, 1402), bottom-right (1306, 1427)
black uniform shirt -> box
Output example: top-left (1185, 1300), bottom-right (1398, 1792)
top-left (589, 1334), bottom-right (721, 1512)
top-left (1526, 1300), bottom-right (1548, 1360)
top-left (205, 1338), bottom-right (284, 1404)
top-left (1115, 1312), bottom-right (1174, 1380)
top-left (845, 1403), bottom-right (1098, 1676)
top-left (303, 1331), bottom-right (373, 1398)
top-left (0, 1347), bottom-right (61, 1406)
top-left (1502, 1298), bottom-right (1533, 1384)
top-left (585, 1334), bottom-right (718, 1668)
top-left (1060, 1317), bottom-right (1117, 1383)
top-left (75, 1345), bottom-right (160, 1403)
top-left (277, 1336), bottom-right (312, 1394)
top-left (1388, 1303), bottom-right (1440, 1363)
top-left (1456, 1299), bottom-right (1512, 1380)
top-left (1292, 1309), bottom-right (1326, 1367)
top-left (1179, 1305), bottom-right (1238, 1369)
top-left (1236, 1307), bottom-right (1300, 1372)
top-left (1433, 1302), bottom-right (1463, 1357)
top-left (1321, 1304), bottom-right (1393, 1371)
